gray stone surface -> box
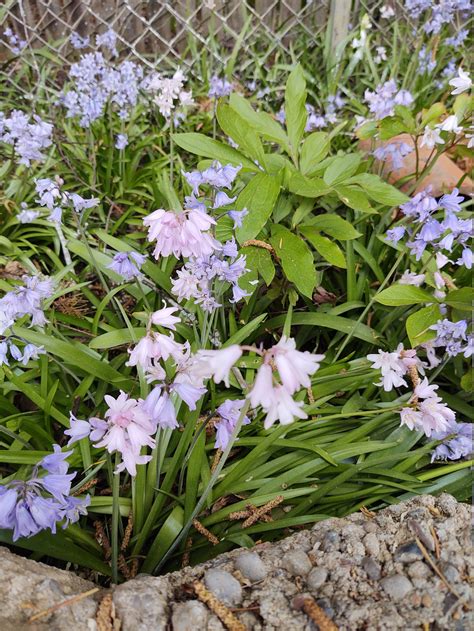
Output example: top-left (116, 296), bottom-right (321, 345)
top-left (1, 493), bottom-right (472, 630)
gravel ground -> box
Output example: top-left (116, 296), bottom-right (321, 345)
top-left (1, 493), bottom-right (472, 630)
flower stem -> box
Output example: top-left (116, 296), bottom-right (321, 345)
top-left (152, 398), bottom-right (251, 574)
top-left (111, 453), bottom-right (121, 584)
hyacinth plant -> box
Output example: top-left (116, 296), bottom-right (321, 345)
top-left (0, 7), bottom-right (472, 583)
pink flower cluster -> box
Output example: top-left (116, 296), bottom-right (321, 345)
top-left (249, 337), bottom-right (324, 429)
top-left (143, 207), bottom-right (219, 260)
top-left (400, 378), bottom-right (456, 437)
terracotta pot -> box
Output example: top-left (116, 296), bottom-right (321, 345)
top-left (359, 133), bottom-right (473, 196)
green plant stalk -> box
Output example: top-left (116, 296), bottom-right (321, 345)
top-left (111, 452), bottom-right (121, 584)
top-left (153, 398), bottom-right (251, 574)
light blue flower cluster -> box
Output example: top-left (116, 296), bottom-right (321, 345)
top-left (430, 318), bottom-right (472, 358)
top-left (208, 75), bottom-right (233, 98)
top-left (373, 141), bottom-right (413, 170)
top-left (3, 27), bottom-right (26, 54)
top-left (107, 251), bottom-right (146, 281)
top-left (59, 52), bottom-right (144, 127)
top-left (387, 188), bottom-right (472, 268)
top-left (364, 80), bottom-right (414, 120)
top-left (0, 274), bottom-right (54, 334)
top-left (405, 0), bottom-right (471, 35)
top-left (0, 110), bottom-right (53, 166)
top-left (431, 420), bottom-right (472, 461)
top-left (35, 177), bottom-right (99, 223)
top-left (0, 445), bottom-right (89, 541)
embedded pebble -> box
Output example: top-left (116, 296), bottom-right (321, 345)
top-left (282, 550), bottom-right (312, 576)
top-left (363, 533), bottom-right (380, 557)
top-left (204, 569), bottom-right (242, 606)
top-left (171, 601), bottom-right (209, 631)
top-left (306, 567), bottom-right (328, 589)
top-left (380, 574), bottom-right (413, 601)
top-left (394, 541), bottom-right (423, 563)
top-left (320, 531), bottom-right (340, 552)
top-left (234, 552), bottom-right (267, 582)
top-left (407, 561), bottom-right (431, 580)
top-left (361, 556), bottom-right (381, 580)
top-left (439, 562), bottom-right (460, 582)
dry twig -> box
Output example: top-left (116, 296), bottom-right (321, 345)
top-left (28, 588), bottom-right (99, 623)
top-left (194, 581), bottom-right (246, 631)
top-left (292, 595), bottom-right (339, 631)
top-left (193, 519), bottom-right (220, 545)
top-left (95, 592), bottom-right (121, 631)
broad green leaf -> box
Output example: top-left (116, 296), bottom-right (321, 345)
top-left (335, 185), bottom-right (375, 214)
top-left (286, 172), bottom-right (330, 198)
top-left (347, 173), bottom-right (409, 206)
top-left (323, 153), bottom-right (361, 186)
top-left (421, 102), bottom-right (445, 127)
top-left (300, 132), bottom-right (330, 175)
top-left (242, 246), bottom-right (275, 286)
top-left (285, 64), bottom-right (307, 156)
top-left (216, 101), bottom-right (266, 166)
top-left (379, 117), bottom-right (409, 140)
top-left (89, 328), bottom-right (146, 349)
top-left (406, 304), bottom-right (441, 347)
top-left (375, 285), bottom-right (434, 306)
top-left (173, 133), bottom-right (257, 170)
top-left (235, 173), bottom-right (280, 243)
top-left (225, 314), bottom-right (267, 346)
top-left (228, 93), bottom-right (289, 149)
top-left (444, 287), bottom-right (474, 312)
top-left (453, 93), bottom-right (472, 120)
top-left (300, 227), bottom-right (347, 268)
top-left (270, 225), bottom-right (316, 298)
top-left (306, 214), bottom-right (361, 240)
top-left (141, 505), bottom-right (184, 573)
top-left (461, 370), bottom-right (473, 392)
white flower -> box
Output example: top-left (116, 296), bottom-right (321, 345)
top-left (380, 5), bottom-right (395, 19)
top-left (263, 385), bottom-right (307, 429)
top-left (400, 407), bottom-right (423, 431)
top-left (413, 377), bottom-right (439, 400)
top-left (466, 132), bottom-right (474, 149)
top-left (399, 270), bottom-right (425, 286)
top-left (449, 68), bottom-right (472, 95)
top-left (420, 126), bottom-right (445, 149)
top-left (374, 46), bottom-right (387, 64)
top-left (249, 363), bottom-right (275, 409)
top-left (437, 115), bottom-right (462, 134)
top-left (126, 332), bottom-right (184, 368)
top-left (190, 345), bottom-right (242, 387)
top-left (417, 398), bottom-right (455, 436)
top-left (272, 336), bottom-right (324, 394)
top-left (150, 304), bottom-right (180, 330)
top-left (367, 348), bottom-right (408, 391)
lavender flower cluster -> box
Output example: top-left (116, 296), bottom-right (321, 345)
top-left (364, 80), bottom-right (413, 120)
top-left (35, 177), bottom-right (99, 223)
top-left (367, 345), bottom-right (470, 461)
top-left (0, 274), bottom-right (54, 334)
top-left (3, 27), bottom-right (26, 54)
top-left (0, 110), bottom-right (53, 166)
top-left (276, 94), bottom-right (346, 131)
top-left (387, 187), bottom-right (472, 269)
top-left (405, 0), bottom-right (472, 35)
top-left (430, 318), bottom-right (472, 358)
top-left (373, 141), bottom-right (413, 170)
top-left (0, 446), bottom-right (89, 541)
top-left (60, 52), bottom-right (144, 127)
top-left (67, 304), bottom-right (325, 474)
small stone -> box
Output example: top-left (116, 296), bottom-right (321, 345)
top-left (380, 574), bottom-right (413, 601)
top-left (204, 569), bottom-right (242, 606)
top-left (234, 552), bottom-right (267, 582)
top-left (439, 562), bottom-right (460, 583)
top-left (320, 531), bottom-right (340, 552)
top-left (282, 550), bottom-right (312, 576)
top-left (407, 520), bottom-right (435, 551)
top-left (171, 601), bottom-right (209, 631)
top-left (307, 567), bottom-right (328, 590)
top-left (422, 594), bottom-right (432, 608)
top-left (361, 557), bottom-right (381, 580)
top-left (363, 533), bottom-right (380, 557)
top-left (316, 597), bottom-right (335, 619)
top-left (407, 561), bottom-right (431, 580)
top-left (394, 541), bottom-right (423, 563)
